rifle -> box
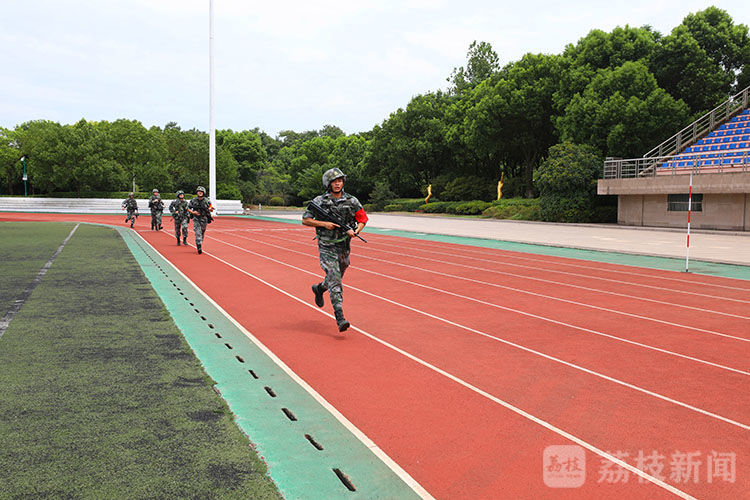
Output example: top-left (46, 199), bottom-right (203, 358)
top-left (191, 200), bottom-right (213, 223)
top-left (307, 200), bottom-right (367, 243)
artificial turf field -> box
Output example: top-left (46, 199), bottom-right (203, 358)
top-left (0, 222), bottom-right (282, 499)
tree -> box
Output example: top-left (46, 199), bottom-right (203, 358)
top-left (103, 119), bottom-right (167, 192)
top-left (651, 7), bottom-right (750, 113)
top-left (557, 61), bottom-right (690, 158)
top-left (461, 53), bottom-right (563, 196)
top-left (366, 91), bottom-right (453, 197)
top-left (14, 120), bottom-right (65, 194)
top-left (448, 41), bottom-right (500, 95)
top-left (0, 128), bottom-right (20, 195)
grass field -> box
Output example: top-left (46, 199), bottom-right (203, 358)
top-left (0, 222), bottom-right (282, 499)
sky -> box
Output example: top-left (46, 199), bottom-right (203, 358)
top-left (1, 1), bottom-right (748, 137)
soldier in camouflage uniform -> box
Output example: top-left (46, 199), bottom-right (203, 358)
top-left (169, 190), bottom-right (189, 245)
top-left (302, 168), bottom-right (368, 332)
top-left (187, 186), bottom-right (214, 254)
top-left (148, 188), bottom-right (164, 230)
top-left (121, 192), bottom-right (139, 228)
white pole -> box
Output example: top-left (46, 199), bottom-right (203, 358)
top-left (209, 0), bottom-right (217, 209)
top-left (685, 171), bottom-right (693, 273)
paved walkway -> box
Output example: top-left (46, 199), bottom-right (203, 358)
top-left (251, 210), bottom-right (750, 266)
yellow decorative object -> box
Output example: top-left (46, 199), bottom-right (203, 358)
top-left (425, 184), bottom-right (433, 203)
top-left (497, 172), bottom-right (504, 200)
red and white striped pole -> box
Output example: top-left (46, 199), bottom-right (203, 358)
top-left (685, 171), bottom-right (693, 273)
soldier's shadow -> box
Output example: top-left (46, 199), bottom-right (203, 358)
top-left (282, 318), bottom-right (348, 340)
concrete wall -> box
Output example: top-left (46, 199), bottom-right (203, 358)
top-left (602, 172), bottom-right (750, 231)
top-left (617, 193), bottom-right (749, 230)
top-left (599, 171), bottom-right (750, 195)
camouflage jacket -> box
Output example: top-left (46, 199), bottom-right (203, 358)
top-left (188, 196), bottom-right (212, 220)
top-left (148, 196), bottom-right (164, 213)
top-left (303, 191), bottom-right (363, 245)
top-left (169, 199), bottom-right (189, 220)
top-left (122, 198), bottom-right (138, 211)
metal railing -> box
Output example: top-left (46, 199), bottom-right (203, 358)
top-left (644, 86), bottom-right (750, 159)
top-left (603, 150), bottom-right (750, 179)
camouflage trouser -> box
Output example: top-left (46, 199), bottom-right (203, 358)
top-left (193, 217), bottom-right (208, 246)
top-left (174, 216), bottom-right (189, 239)
top-left (318, 242), bottom-right (350, 317)
top-left (151, 210), bottom-right (163, 228)
top-left (125, 210), bottom-right (137, 223)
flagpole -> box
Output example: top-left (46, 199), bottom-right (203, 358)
top-left (209, 0), bottom-right (217, 208)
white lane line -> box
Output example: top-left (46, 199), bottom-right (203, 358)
top-left (0, 224), bottom-right (80, 340)
top-left (193, 235), bottom-right (696, 500)
top-left (367, 231), bottom-right (750, 291)
top-left (358, 241), bottom-right (750, 319)
top-left (145, 228), bottom-right (434, 500)
top-left (368, 235), bottom-right (750, 296)
top-left (205, 233), bottom-right (750, 431)
top-left (252, 231), bottom-right (750, 342)
top-left (226, 232), bottom-right (749, 374)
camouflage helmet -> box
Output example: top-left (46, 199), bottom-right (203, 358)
top-left (196, 186), bottom-right (206, 194)
top-left (152, 188), bottom-right (159, 193)
top-left (322, 168), bottom-right (346, 189)
top-left (128, 192), bottom-right (134, 197)
top-left (176, 190), bottom-right (184, 197)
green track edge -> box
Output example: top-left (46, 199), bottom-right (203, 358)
top-left (244, 215), bottom-right (750, 281)
top-left (114, 226), bottom-right (422, 500)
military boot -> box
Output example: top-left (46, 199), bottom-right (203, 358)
top-left (312, 283), bottom-right (325, 308)
top-left (176, 236), bottom-right (181, 246)
top-left (183, 237), bottom-right (187, 245)
top-left (335, 311), bottom-right (349, 333)
top-left (197, 243), bottom-right (202, 255)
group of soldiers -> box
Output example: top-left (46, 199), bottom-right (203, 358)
top-left (121, 168), bottom-right (367, 333)
top-left (121, 186), bottom-right (215, 254)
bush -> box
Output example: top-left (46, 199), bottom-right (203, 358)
top-left (441, 176), bottom-right (494, 201)
top-left (482, 198), bottom-right (541, 220)
top-left (268, 196), bottom-right (285, 206)
top-left (369, 181), bottom-right (396, 210)
top-left (216, 183), bottom-right (242, 200)
top-left (362, 203), bottom-right (377, 213)
top-left (41, 191), bottom-right (196, 199)
top-left (383, 203), bottom-right (403, 212)
top-left (447, 200), bottom-right (492, 215)
top-left (418, 201), bottom-right (457, 213)
top-left (534, 142), bottom-right (602, 223)
top-left (538, 194), bottom-right (595, 223)
top-left (391, 198), bottom-right (427, 211)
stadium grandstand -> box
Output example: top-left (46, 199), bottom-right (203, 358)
top-left (599, 86), bottom-right (750, 231)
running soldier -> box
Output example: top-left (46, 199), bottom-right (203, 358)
top-left (302, 168), bottom-right (368, 332)
top-left (121, 192), bottom-right (138, 228)
top-left (169, 190), bottom-right (189, 245)
top-left (148, 189), bottom-right (164, 230)
top-left (187, 186), bottom-right (214, 254)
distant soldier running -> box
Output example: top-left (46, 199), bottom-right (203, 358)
top-left (121, 192), bottom-right (139, 228)
top-left (169, 190), bottom-right (190, 246)
top-left (302, 168), bottom-right (368, 332)
top-left (187, 186), bottom-right (214, 254)
top-left (148, 188), bottom-right (164, 230)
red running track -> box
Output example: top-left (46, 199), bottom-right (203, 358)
top-left (5, 213), bottom-right (749, 499)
